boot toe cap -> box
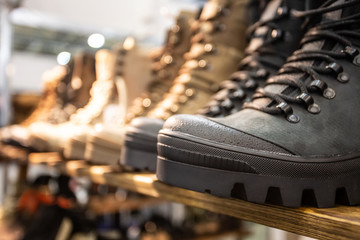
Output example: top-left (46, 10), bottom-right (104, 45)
top-left (162, 114), bottom-right (290, 154)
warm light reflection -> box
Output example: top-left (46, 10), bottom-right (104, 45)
top-left (133, 175), bottom-right (155, 184)
top-left (88, 33), bottom-right (105, 48)
top-left (67, 161), bottom-right (85, 171)
top-left (90, 166), bottom-right (112, 175)
top-left (123, 36), bottom-right (136, 50)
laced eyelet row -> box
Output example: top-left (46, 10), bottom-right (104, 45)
top-left (244, 36), bottom-right (359, 123)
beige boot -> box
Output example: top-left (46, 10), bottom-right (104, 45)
top-left (29, 49), bottom-right (119, 153)
top-left (83, 11), bottom-right (196, 165)
top-left (64, 39), bottom-right (152, 164)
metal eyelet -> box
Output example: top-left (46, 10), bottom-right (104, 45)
top-left (221, 98), bottom-right (234, 110)
top-left (244, 79), bottom-right (258, 89)
top-left (204, 43), bottom-right (213, 52)
top-left (354, 55), bottom-right (360, 66)
top-left (255, 69), bottom-right (269, 78)
top-left (323, 88), bottom-right (336, 99)
top-left (296, 93), bottom-right (314, 106)
top-left (341, 46), bottom-right (358, 59)
top-left (309, 79), bottom-right (327, 92)
top-left (163, 55), bottom-right (173, 65)
top-left (326, 62), bottom-right (343, 75)
top-left (185, 88), bottom-right (195, 97)
top-left (337, 72), bottom-right (350, 83)
top-left (203, 43), bottom-right (217, 54)
top-left (231, 89), bottom-right (245, 100)
top-left (142, 98), bottom-right (152, 108)
top-left (309, 80), bottom-right (335, 99)
top-left (271, 29), bottom-right (284, 40)
top-left (198, 59), bottom-right (208, 68)
top-left (276, 102), bottom-right (299, 123)
top-left (209, 105), bottom-right (221, 115)
top-left (287, 114), bottom-right (300, 123)
top-left (307, 104), bottom-right (321, 114)
top-left (170, 104), bottom-right (179, 113)
top-left (231, 72), bottom-right (248, 81)
top-left (295, 89), bottom-right (320, 114)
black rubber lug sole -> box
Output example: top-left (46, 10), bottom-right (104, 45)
top-left (121, 146), bottom-right (157, 172)
top-left (157, 157), bottom-right (360, 208)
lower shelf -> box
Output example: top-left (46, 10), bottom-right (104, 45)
top-left (28, 152), bottom-right (360, 240)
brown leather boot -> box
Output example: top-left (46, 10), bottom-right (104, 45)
top-left (0, 53), bottom-right (96, 147)
top-left (122, 0), bottom-right (251, 172)
top-left (24, 53), bottom-right (96, 125)
top-left (47, 53), bottom-right (97, 124)
top-left (21, 66), bottom-right (68, 126)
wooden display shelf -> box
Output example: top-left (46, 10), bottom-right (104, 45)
top-left (0, 143), bottom-right (29, 165)
top-left (89, 194), bottom-right (165, 214)
top-left (29, 152), bottom-right (360, 240)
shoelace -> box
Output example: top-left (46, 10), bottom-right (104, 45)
top-left (125, 26), bottom-right (184, 123)
top-left (199, 0), bottom-right (303, 117)
top-left (150, 25), bottom-right (182, 83)
top-left (183, 3), bottom-right (231, 71)
top-left (153, 2), bottom-right (236, 115)
top-left (244, 0), bottom-right (360, 123)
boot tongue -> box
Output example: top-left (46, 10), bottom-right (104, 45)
top-left (246, 0), bottom-right (282, 52)
top-left (246, 0), bottom-right (324, 54)
top-left (252, 0), bottom-right (355, 108)
top-left (341, 0), bottom-right (360, 18)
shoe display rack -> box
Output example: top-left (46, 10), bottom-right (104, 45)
top-left (1, 0), bottom-right (360, 239)
top-left (7, 151), bottom-right (355, 240)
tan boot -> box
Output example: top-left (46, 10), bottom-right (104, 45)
top-left (122, 0), bottom-right (251, 172)
top-left (0, 53), bottom-right (96, 147)
top-left (125, 10), bottom-right (196, 123)
top-left (60, 39), bottom-right (153, 164)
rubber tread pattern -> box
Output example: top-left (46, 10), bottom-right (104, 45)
top-left (157, 157), bottom-right (360, 208)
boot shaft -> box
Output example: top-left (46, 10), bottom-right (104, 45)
top-left (147, 0), bottom-right (252, 120)
top-left (125, 11), bottom-right (196, 123)
top-left (194, 0), bottom-right (250, 50)
top-left (199, 0), bottom-right (327, 117)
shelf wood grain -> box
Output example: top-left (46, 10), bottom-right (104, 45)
top-left (28, 152), bottom-right (360, 240)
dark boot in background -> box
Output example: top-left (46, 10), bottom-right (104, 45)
top-left (0, 52), bottom-right (96, 148)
